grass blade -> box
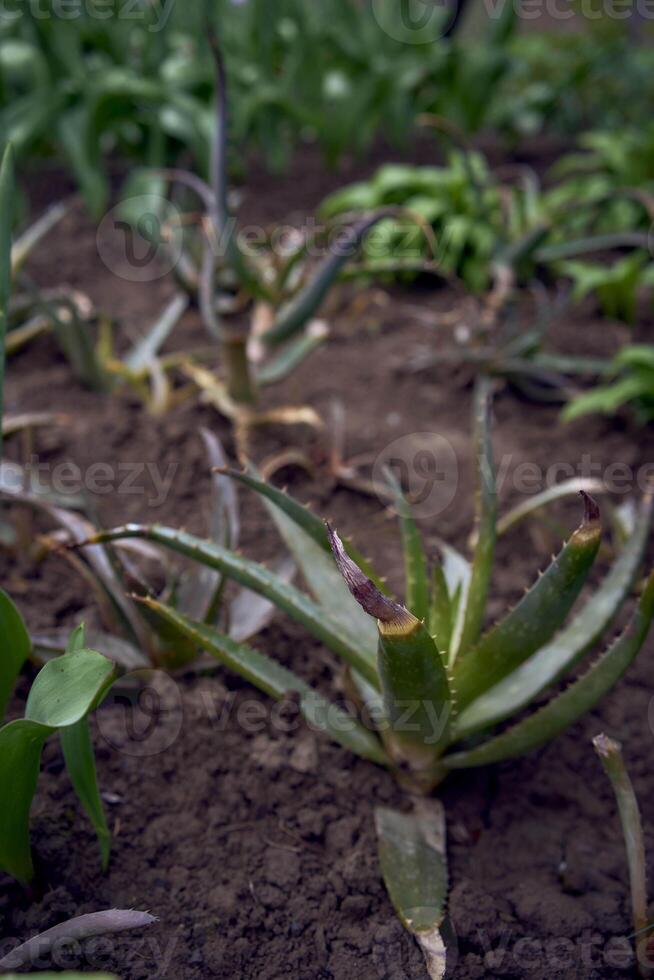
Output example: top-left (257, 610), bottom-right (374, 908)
top-left (453, 493), bottom-right (602, 711)
top-left (137, 596), bottom-right (388, 765)
top-left (0, 589), bottom-right (30, 722)
top-left (456, 493), bottom-right (654, 737)
top-left (385, 468), bottom-right (429, 622)
top-left (375, 800), bottom-right (449, 980)
top-left (124, 293), bottom-right (188, 374)
top-left (82, 525), bottom-right (380, 687)
top-left (0, 144), bottom-right (15, 462)
top-left (444, 571), bottom-right (654, 769)
top-left (451, 377), bottom-right (497, 662)
top-left (593, 734), bottom-right (649, 975)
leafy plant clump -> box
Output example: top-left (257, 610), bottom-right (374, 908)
top-left (564, 345), bottom-right (654, 425)
top-left (78, 378), bottom-right (654, 973)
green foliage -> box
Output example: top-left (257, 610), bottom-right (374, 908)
top-left (0, 630), bottom-right (116, 883)
top-left (83, 382), bottom-right (654, 792)
top-left (564, 345), bottom-right (654, 424)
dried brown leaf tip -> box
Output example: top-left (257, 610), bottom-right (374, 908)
top-left (580, 490), bottom-right (600, 525)
top-left (326, 523), bottom-right (415, 629)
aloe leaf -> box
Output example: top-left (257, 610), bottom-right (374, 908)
top-left (456, 493), bottom-right (654, 738)
top-left (124, 293), bottom-right (188, 374)
top-left (0, 648), bottom-right (115, 882)
top-left (428, 566), bottom-right (453, 654)
top-left (454, 493), bottom-right (602, 711)
top-left (83, 525), bottom-right (379, 687)
top-left (0, 589), bottom-right (30, 722)
top-left (327, 526), bottom-right (451, 775)
top-left (496, 478), bottom-right (607, 537)
top-left (60, 718), bottom-right (111, 870)
top-left (137, 596), bottom-right (387, 765)
top-left (247, 474), bottom-right (378, 663)
top-left (256, 322), bottom-right (329, 386)
top-left (0, 144), bottom-right (15, 462)
top-left (229, 557), bottom-right (296, 643)
top-left (262, 212), bottom-right (394, 346)
top-left (375, 800), bottom-right (449, 980)
top-left (220, 468), bottom-right (387, 590)
top-left (444, 572), bottom-right (654, 769)
top-left (0, 910), bottom-right (156, 973)
top-left (385, 469), bottom-right (429, 622)
top-left (451, 377), bottom-right (497, 662)
top-left (177, 429), bottom-right (239, 623)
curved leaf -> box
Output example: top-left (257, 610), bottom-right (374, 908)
top-left (137, 596), bottom-right (388, 765)
top-left (385, 468), bottom-right (429, 622)
top-left (455, 493), bottom-right (654, 738)
top-left (453, 494), bottom-right (601, 710)
top-left (84, 525), bottom-right (380, 687)
top-left (444, 571), bottom-right (654, 770)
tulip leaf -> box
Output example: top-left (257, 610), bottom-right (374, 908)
top-left (0, 589), bottom-right (30, 722)
top-left (0, 647), bottom-right (115, 882)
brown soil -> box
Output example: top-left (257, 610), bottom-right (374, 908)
top-left (2, 149), bottom-right (654, 980)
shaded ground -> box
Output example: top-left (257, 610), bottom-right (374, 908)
top-left (2, 149), bottom-right (654, 979)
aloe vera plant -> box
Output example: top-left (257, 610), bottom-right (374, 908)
top-left (78, 378), bottom-right (654, 975)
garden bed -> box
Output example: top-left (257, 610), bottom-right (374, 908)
top-left (2, 150), bottom-right (654, 980)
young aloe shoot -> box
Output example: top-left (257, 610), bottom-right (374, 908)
top-left (593, 734), bottom-right (652, 977)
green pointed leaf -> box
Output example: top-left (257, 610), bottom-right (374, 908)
top-left (0, 589), bottom-right (30, 722)
top-left (428, 565), bottom-right (453, 653)
top-left (0, 144), bottom-right (15, 463)
top-left (496, 478), bottom-right (607, 537)
top-left (451, 377), bottom-right (497, 662)
top-left (385, 469), bottom-right (429, 622)
top-left (221, 468), bottom-right (386, 590)
top-left (263, 212), bottom-right (394, 346)
top-left (60, 719), bottom-right (111, 870)
top-left (85, 525), bottom-right (379, 688)
top-left (0, 648), bottom-right (115, 882)
top-left (453, 495), bottom-right (602, 711)
top-left (137, 596), bottom-right (388, 766)
top-left (444, 571), bottom-right (654, 770)
top-left (456, 493), bottom-right (654, 738)
top-left (376, 800), bottom-right (449, 980)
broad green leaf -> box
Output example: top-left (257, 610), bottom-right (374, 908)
top-left (444, 571), bottom-right (654, 770)
top-left (376, 800), bottom-right (449, 980)
top-left (221, 469), bottom-right (386, 590)
top-left (451, 377), bottom-right (497, 662)
top-left (0, 589), bottom-right (30, 721)
top-left (138, 596), bottom-right (388, 765)
top-left (385, 469), bottom-right (429, 622)
top-left (0, 144), bottom-right (15, 462)
top-left (456, 493), bottom-right (654, 738)
top-left (86, 525), bottom-right (380, 687)
top-left (453, 495), bottom-right (601, 710)
top-left (60, 719), bottom-right (111, 870)
top-left (0, 648), bottom-right (115, 882)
